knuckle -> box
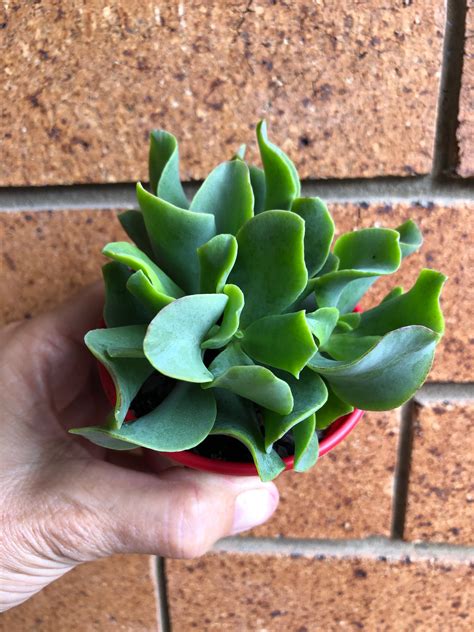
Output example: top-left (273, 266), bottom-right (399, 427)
top-left (166, 483), bottom-right (211, 559)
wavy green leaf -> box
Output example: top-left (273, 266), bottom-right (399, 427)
top-left (291, 197), bottom-right (334, 276)
top-left (249, 165), bottom-right (266, 213)
top-left (102, 262), bottom-right (153, 327)
top-left (198, 234), bottom-right (238, 293)
top-left (309, 326), bottom-right (440, 410)
top-left (149, 130), bottom-right (189, 208)
top-left (118, 210), bottom-right (155, 259)
top-left (381, 286), bottom-right (404, 303)
top-left (202, 284), bottom-right (244, 349)
top-left (264, 370), bottom-right (328, 451)
top-left (293, 414), bottom-right (319, 472)
top-left (256, 120), bottom-right (300, 210)
top-left (396, 219), bottom-right (423, 257)
top-left (137, 183), bottom-right (216, 293)
top-left (241, 311), bottom-right (316, 378)
top-left (306, 307), bottom-right (339, 346)
top-left (322, 334), bottom-right (381, 361)
top-left (191, 160), bottom-right (254, 235)
top-left (230, 210), bottom-right (307, 325)
top-left (71, 383), bottom-right (216, 451)
top-left (126, 270), bottom-right (174, 313)
top-left (315, 383), bottom-right (354, 430)
top-left (211, 390), bottom-right (286, 481)
top-left (144, 294), bottom-right (228, 383)
top-left (85, 326), bottom-right (154, 428)
top-left (232, 144), bottom-right (247, 160)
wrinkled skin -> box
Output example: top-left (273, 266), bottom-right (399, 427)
top-left (0, 284), bottom-right (278, 612)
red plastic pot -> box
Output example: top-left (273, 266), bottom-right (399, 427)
top-left (98, 358), bottom-right (364, 477)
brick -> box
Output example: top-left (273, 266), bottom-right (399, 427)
top-left (0, 1), bottom-right (444, 186)
top-left (0, 556), bottom-right (159, 631)
top-left (457, 3), bottom-right (474, 176)
top-left (251, 410), bottom-right (398, 539)
top-left (330, 202), bottom-right (474, 383)
top-left (405, 401), bottom-right (474, 545)
top-left (166, 552), bottom-right (474, 631)
top-left (0, 209), bottom-right (125, 324)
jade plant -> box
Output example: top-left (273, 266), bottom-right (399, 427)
top-left (71, 122), bottom-right (446, 481)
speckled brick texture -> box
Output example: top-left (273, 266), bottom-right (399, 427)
top-left (0, 0), bottom-right (445, 186)
top-left (457, 2), bottom-right (474, 176)
top-left (405, 401), bottom-right (474, 545)
top-left (251, 409), bottom-right (398, 539)
top-left (0, 556), bottom-right (159, 631)
top-left (166, 552), bottom-right (474, 631)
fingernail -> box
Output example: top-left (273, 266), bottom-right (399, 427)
top-left (232, 488), bottom-right (279, 535)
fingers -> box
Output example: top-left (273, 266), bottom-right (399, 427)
top-left (65, 461), bottom-right (279, 560)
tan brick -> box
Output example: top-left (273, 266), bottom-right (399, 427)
top-left (330, 202), bottom-right (474, 382)
top-left (405, 401), bottom-right (474, 545)
top-left (0, 556), bottom-right (159, 631)
top-left (0, 1), bottom-right (444, 186)
top-left (457, 3), bottom-right (474, 177)
top-left (252, 410), bottom-right (398, 539)
top-left (166, 552), bottom-right (474, 631)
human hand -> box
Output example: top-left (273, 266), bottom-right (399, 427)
top-left (0, 285), bottom-right (279, 612)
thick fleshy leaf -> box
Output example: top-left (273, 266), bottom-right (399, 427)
top-left (230, 210), bottom-right (307, 325)
top-left (198, 234), bottom-right (238, 293)
top-left (308, 326), bottom-right (440, 410)
top-left (256, 120), bottom-right (300, 210)
top-left (291, 197), bottom-right (335, 276)
top-left (355, 269), bottom-right (446, 336)
top-left (337, 312), bottom-right (361, 331)
top-left (137, 183), bottom-right (216, 293)
top-left (190, 160), bottom-right (254, 235)
top-left (206, 341), bottom-right (254, 376)
top-left (102, 262), bottom-right (153, 327)
top-left (232, 144), bottom-right (247, 160)
top-left (71, 383), bottom-right (216, 451)
top-left (381, 286), bottom-right (404, 303)
top-left (103, 241), bottom-right (183, 299)
top-left (201, 284), bottom-right (244, 349)
top-left (316, 383), bottom-right (354, 430)
top-left (397, 219), bottom-right (423, 257)
top-left (241, 311), bottom-right (316, 378)
top-left (126, 270), bottom-right (174, 313)
top-left (322, 334), bottom-right (382, 361)
top-left (118, 210), bottom-right (155, 258)
top-left (306, 307), bottom-right (339, 346)
top-left (293, 414), bottom-right (319, 472)
top-left (264, 370), bottom-right (328, 451)
top-left (149, 130), bottom-right (189, 208)
top-left (144, 294), bottom-right (228, 383)
top-left (211, 390), bottom-right (286, 481)
top-left (316, 252), bottom-right (340, 276)
top-left (249, 165), bottom-right (266, 213)
top-left (85, 326), bottom-right (154, 428)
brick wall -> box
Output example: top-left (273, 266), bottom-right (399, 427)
top-left (0, 1), bottom-right (473, 630)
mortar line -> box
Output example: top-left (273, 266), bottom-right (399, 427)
top-left (416, 382), bottom-right (474, 403)
top-left (213, 536), bottom-right (474, 563)
top-left (391, 400), bottom-right (415, 539)
top-left (155, 557), bottom-right (171, 632)
top-left (431, 0), bottom-right (468, 177)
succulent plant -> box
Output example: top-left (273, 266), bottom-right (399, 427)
top-left (71, 122), bottom-right (446, 481)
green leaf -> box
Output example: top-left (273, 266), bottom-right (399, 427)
top-left (322, 334), bottom-right (382, 361)
top-left (264, 370), bottom-right (328, 451)
top-left (381, 286), bottom-right (404, 303)
top-left (211, 390), bottom-right (286, 482)
top-left (197, 234), bottom-right (238, 293)
top-left (293, 414), bottom-right (319, 472)
top-left (396, 219), bottom-right (423, 257)
top-left (315, 383), bottom-right (354, 430)
top-left (103, 241), bottom-right (183, 299)
top-left (308, 326), bottom-right (440, 410)
top-left (257, 120), bottom-right (300, 210)
top-left (202, 284), bottom-right (245, 349)
top-left (241, 311), bottom-right (316, 378)
top-left (102, 262), bottom-right (153, 327)
top-left (190, 161), bottom-right (254, 235)
top-left (337, 312), bottom-right (361, 331)
top-left (149, 130), bottom-right (189, 208)
top-left (71, 383), bottom-right (216, 451)
top-left (316, 252), bottom-right (340, 276)
top-left (291, 197), bottom-right (335, 276)
top-left (306, 307), bottom-right (339, 345)
top-left (249, 165), bottom-right (266, 213)
top-left (206, 341), bottom-right (254, 377)
top-left (144, 294), bottom-right (228, 383)
top-left (356, 269), bottom-right (446, 336)
top-left (137, 183), bottom-right (216, 293)
top-left (126, 270), bottom-right (174, 313)
top-left (118, 210), bottom-right (155, 259)
top-left (230, 210), bottom-right (307, 325)
top-left (85, 327), bottom-right (154, 428)
top-left (232, 144), bottom-right (247, 160)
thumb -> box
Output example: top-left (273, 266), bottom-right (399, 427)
top-left (65, 460), bottom-right (279, 560)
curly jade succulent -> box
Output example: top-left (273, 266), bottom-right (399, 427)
top-left (71, 122), bottom-right (446, 481)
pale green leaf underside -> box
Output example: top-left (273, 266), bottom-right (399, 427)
top-left (293, 413), bottom-right (319, 472)
top-left (306, 307), bottom-right (339, 346)
top-left (198, 234), bottom-right (238, 294)
top-left (201, 284), bottom-right (244, 350)
top-left (149, 129), bottom-right (189, 208)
